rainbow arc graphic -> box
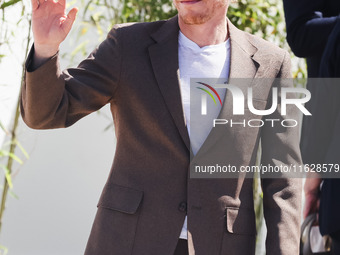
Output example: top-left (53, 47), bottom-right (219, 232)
top-left (196, 82), bottom-right (222, 106)
top-left (196, 82), bottom-right (223, 115)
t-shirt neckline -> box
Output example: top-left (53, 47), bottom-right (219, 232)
top-left (178, 30), bottom-right (230, 53)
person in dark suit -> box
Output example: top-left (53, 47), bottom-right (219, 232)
top-left (21, 0), bottom-right (303, 254)
top-left (283, 0), bottom-right (340, 77)
top-left (283, 1), bottom-right (340, 254)
top-left (306, 18), bottom-right (340, 255)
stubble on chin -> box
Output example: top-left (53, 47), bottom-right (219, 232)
top-left (180, 13), bottom-right (211, 25)
top-left (176, 0), bottom-right (228, 25)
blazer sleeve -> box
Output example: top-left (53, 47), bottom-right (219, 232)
top-left (20, 26), bottom-right (122, 129)
top-left (260, 51), bottom-right (303, 255)
top-left (283, 0), bottom-right (338, 57)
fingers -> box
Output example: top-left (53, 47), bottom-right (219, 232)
top-left (303, 202), bottom-right (315, 219)
top-left (58, 0), bottom-right (66, 7)
top-left (67, 7), bottom-right (78, 21)
top-left (303, 194), bottom-right (320, 219)
top-left (303, 201), bottom-right (311, 219)
top-left (61, 7), bottom-right (78, 34)
top-left (31, 0), bottom-right (39, 10)
top-left (32, 0), bottom-right (66, 11)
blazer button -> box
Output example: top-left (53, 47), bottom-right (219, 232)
top-left (178, 202), bottom-right (187, 212)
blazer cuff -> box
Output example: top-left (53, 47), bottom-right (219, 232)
top-left (26, 43), bottom-right (59, 72)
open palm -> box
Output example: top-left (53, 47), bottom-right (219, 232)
top-left (31, 0), bottom-right (77, 54)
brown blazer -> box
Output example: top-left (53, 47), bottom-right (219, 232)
top-left (21, 16), bottom-right (302, 255)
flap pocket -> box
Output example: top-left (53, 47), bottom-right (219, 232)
top-left (225, 207), bottom-right (256, 235)
top-left (97, 183), bottom-right (143, 214)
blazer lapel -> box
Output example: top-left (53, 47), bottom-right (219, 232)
top-left (228, 18), bottom-right (259, 79)
top-left (192, 19), bottom-right (261, 159)
top-left (220, 18), bottom-right (260, 121)
top-left (147, 17), bottom-right (263, 157)
top-left (148, 16), bottom-right (190, 151)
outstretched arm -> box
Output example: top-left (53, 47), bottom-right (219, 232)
top-left (21, 0), bottom-right (121, 129)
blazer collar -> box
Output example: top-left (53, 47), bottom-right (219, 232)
top-left (148, 16), bottom-right (191, 151)
top-left (227, 18), bottom-right (260, 79)
top-left (150, 15), bottom-right (180, 43)
top-left (148, 15), bottom-right (261, 154)
top-left (193, 20), bottom-right (262, 158)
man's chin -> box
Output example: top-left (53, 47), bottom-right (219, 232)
top-left (179, 13), bottom-right (210, 25)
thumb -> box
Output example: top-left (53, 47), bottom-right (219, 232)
top-left (303, 201), bottom-right (311, 219)
top-left (61, 7), bottom-right (78, 35)
top-left (303, 195), bottom-right (315, 219)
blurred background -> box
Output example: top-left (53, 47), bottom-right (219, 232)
top-left (0, 0), bottom-right (306, 254)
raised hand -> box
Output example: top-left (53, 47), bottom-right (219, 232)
top-left (31, 0), bottom-right (78, 62)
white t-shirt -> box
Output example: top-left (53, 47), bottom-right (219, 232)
top-left (178, 31), bottom-right (231, 239)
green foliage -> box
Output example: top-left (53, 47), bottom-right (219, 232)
top-left (228, 0), bottom-right (286, 46)
top-left (0, 0), bottom-right (21, 10)
top-left (0, 137), bottom-right (29, 190)
top-left (0, 121), bottom-right (8, 134)
top-left (121, 0), bottom-right (177, 22)
top-left (228, 0), bottom-right (306, 78)
top-left (0, 0), bottom-right (31, 247)
top-left (0, 0), bottom-right (27, 64)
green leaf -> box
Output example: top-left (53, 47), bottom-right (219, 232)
top-left (13, 139), bottom-right (29, 159)
top-left (0, 0), bottom-right (21, 9)
top-left (8, 189), bottom-right (19, 199)
top-left (8, 152), bottom-right (23, 164)
top-left (0, 165), bottom-right (13, 189)
top-left (0, 150), bottom-right (23, 164)
top-left (0, 185), bottom-right (18, 199)
top-left (0, 121), bottom-right (8, 134)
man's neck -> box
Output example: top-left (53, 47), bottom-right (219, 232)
top-left (178, 16), bottom-right (228, 48)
